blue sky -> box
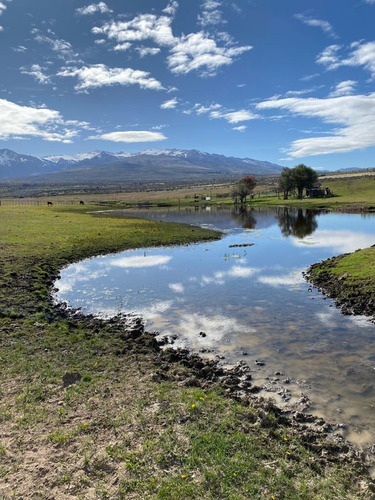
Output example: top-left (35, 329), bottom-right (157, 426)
top-left (1, 0), bottom-right (375, 170)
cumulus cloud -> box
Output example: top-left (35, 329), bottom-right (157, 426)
top-left (295, 13), bottom-right (337, 38)
top-left (21, 64), bottom-right (51, 84)
top-left (329, 80), bottom-right (357, 97)
top-left (232, 125), bottom-right (247, 131)
top-left (0, 2), bottom-right (6, 15)
top-left (93, 131), bottom-right (167, 143)
top-left (167, 32), bottom-right (252, 76)
top-left (92, 10), bottom-right (251, 77)
top-left (57, 64), bottom-right (163, 91)
top-left (0, 99), bottom-right (87, 143)
top-left (161, 97), bottom-right (178, 109)
top-left (257, 92), bottom-right (375, 157)
top-left (92, 13), bottom-right (175, 47)
top-left (76, 2), bottom-right (112, 15)
top-left (112, 42), bottom-right (131, 51)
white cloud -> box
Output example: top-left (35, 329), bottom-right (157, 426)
top-left (188, 102), bottom-right (257, 124)
top-left (167, 32), bottom-right (252, 76)
top-left (295, 13), bottom-right (337, 38)
top-left (168, 282), bottom-right (184, 293)
top-left (285, 87), bottom-right (320, 97)
top-left (316, 44), bottom-right (341, 68)
top-left (198, 0), bottom-right (225, 27)
top-left (161, 97), bottom-right (178, 109)
top-left (93, 131), bottom-right (167, 143)
top-left (76, 2), bottom-right (112, 15)
top-left (232, 125), bottom-right (246, 131)
top-left (113, 42), bottom-right (131, 51)
top-left (317, 41), bottom-right (375, 77)
top-left (0, 26), bottom-right (3, 32)
top-left (0, 99), bottom-right (85, 143)
top-left (329, 80), bottom-right (357, 97)
top-left (32, 29), bottom-right (77, 62)
top-left (162, 1), bottom-right (179, 16)
top-left (193, 102), bottom-right (222, 114)
top-left (92, 11), bottom-right (251, 77)
top-left (57, 64), bottom-right (163, 91)
top-left (0, 2), bottom-right (6, 15)
top-left (12, 45), bottom-right (27, 52)
top-left (211, 109), bottom-right (257, 123)
top-left (364, 0), bottom-right (375, 4)
top-left (198, 10), bottom-right (225, 27)
top-left (257, 92), bottom-right (375, 157)
top-left (342, 41), bottom-right (375, 77)
top-left (21, 64), bottom-right (51, 84)
top-left (92, 13), bottom-right (175, 47)
top-left (136, 46), bottom-right (161, 57)
top-left (300, 73), bottom-right (320, 82)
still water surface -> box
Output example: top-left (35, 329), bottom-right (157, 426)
top-left (55, 207), bottom-right (375, 445)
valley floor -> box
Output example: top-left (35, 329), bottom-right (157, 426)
top-left (0, 205), bottom-right (374, 499)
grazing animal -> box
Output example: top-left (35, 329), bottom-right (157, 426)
top-left (79, 200), bottom-right (85, 205)
top-left (47, 201), bottom-right (53, 206)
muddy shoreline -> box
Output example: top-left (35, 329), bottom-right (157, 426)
top-left (55, 293), bottom-right (375, 483)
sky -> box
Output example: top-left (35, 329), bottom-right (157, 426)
top-left (1, 0), bottom-right (375, 170)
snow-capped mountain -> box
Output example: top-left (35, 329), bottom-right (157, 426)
top-left (0, 148), bottom-right (284, 182)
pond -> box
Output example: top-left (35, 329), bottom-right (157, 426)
top-left (54, 206), bottom-right (375, 446)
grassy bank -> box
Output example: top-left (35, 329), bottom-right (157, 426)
top-left (307, 246), bottom-right (375, 318)
top-left (0, 205), bottom-right (373, 499)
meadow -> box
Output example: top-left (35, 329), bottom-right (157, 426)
top-left (0, 178), bottom-right (374, 498)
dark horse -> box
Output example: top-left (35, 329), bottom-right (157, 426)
top-left (47, 201), bottom-right (53, 206)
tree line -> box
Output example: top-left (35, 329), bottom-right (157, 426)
top-left (231, 164), bottom-right (319, 203)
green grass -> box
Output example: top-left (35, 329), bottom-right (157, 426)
top-left (0, 203), bottom-right (373, 498)
top-left (308, 246), bottom-right (375, 317)
top-left (173, 176), bottom-right (375, 210)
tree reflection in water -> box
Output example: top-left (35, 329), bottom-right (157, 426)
top-left (231, 206), bottom-right (257, 229)
top-left (277, 207), bottom-right (320, 238)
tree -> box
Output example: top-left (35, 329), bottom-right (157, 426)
top-left (241, 175), bottom-right (257, 192)
top-left (292, 164), bottom-right (318, 198)
top-left (231, 181), bottom-right (250, 204)
top-left (278, 167), bottom-right (294, 200)
top-left (231, 175), bottom-right (257, 204)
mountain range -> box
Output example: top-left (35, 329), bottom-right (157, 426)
top-left (0, 148), bottom-right (284, 184)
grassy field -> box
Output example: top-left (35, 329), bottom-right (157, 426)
top-left (2, 173), bottom-right (375, 212)
top-left (0, 204), bottom-right (373, 499)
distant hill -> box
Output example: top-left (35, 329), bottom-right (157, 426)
top-left (0, 148), bottom-right (284, 184)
